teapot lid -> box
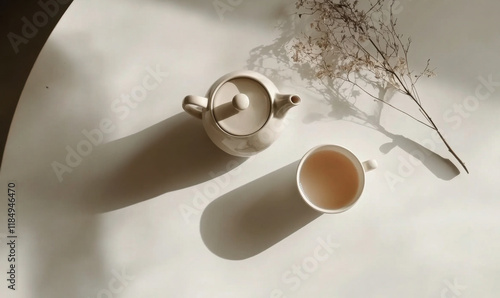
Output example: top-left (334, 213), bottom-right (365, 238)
top-left (212, 77), bottom-right (271, 136)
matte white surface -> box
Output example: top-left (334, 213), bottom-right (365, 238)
top-left (1, 0), bottom-right (499, 297)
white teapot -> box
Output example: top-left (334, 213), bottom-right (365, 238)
top-left (182, 70), bottom-right (301, 157)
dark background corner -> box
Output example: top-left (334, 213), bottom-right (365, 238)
top-left (0, 0), bottom-right (73, 170)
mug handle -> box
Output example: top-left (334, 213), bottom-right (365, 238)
top-left (362, 159), bottom-right (378, 172)
top-left (182, 95), bottom-right (208, 120)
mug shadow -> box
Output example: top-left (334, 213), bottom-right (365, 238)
top-left (200, 161), bottom-right (321, 260)
top-left (79, 112), bottom-right (247, 213)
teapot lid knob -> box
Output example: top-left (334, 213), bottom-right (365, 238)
top-left (212, 77), bottom-right (271, 136)
top-left (232, 93), bottom-right (250, 111)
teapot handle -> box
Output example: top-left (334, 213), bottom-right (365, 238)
top-left (182, 95), bottom-right (208, 120)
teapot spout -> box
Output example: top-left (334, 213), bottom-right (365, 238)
top-left (274, 94), bottom-right (301, 118)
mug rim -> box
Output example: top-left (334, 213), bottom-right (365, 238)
top-left (296, 144), bottom-right (366, 214)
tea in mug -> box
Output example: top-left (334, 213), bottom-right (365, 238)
top-left (299, 150), bottom-right (359, 210)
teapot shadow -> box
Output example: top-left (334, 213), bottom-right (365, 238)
top-left (200, 161), bottom-right (321, 260)
top-left (80, 112), bottom-right (247, 213)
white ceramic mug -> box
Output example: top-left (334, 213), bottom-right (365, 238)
top-left (296, 145), bottom-right (377, 213)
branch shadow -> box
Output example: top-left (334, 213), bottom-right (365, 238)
top-left (379, 133), bottom-right (460, 180)
top-left (247, 15), bottom-right (460, 180)
top-left (200, 161), bottom-right (321, 260)
top-left (78, 112), bottom-right (247, 213)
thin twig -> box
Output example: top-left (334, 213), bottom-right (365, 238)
top-left (292, 0), bottom-right (468, 173)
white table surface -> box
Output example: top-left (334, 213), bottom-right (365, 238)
top-left (1, 0), bottom-right (500, 297)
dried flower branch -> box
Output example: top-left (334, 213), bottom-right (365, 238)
top-left (291, 0), bottom-right (469, 173)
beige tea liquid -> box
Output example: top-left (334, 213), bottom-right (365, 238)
top-left (299, 150), bottom-right (360, 210)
